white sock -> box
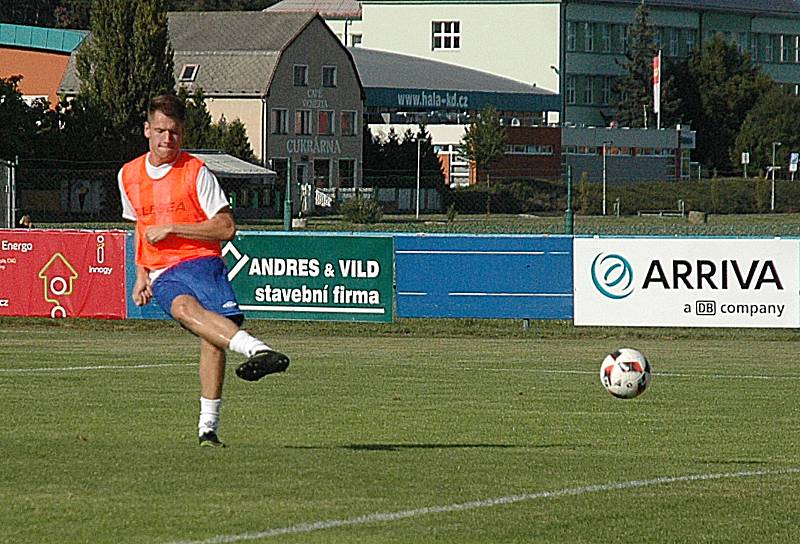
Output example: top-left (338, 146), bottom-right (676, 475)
top-left (229, 330), bottom-right (271, 357)
top-left (199, 397), bottom-right (222, 436)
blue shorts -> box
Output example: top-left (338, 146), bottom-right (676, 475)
top-left (151, 256), bottom-right (244, 324)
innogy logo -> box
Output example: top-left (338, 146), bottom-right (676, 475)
top-left (591, 252), bottom-right (634, 299)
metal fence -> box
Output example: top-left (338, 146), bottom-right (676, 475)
top-left (0, 159), bottom-right (14, 229)
top-left (13, 159), bottom-right (122, 224)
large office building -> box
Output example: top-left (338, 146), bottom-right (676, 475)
top-left (359, 0), bottom-right (800, 127)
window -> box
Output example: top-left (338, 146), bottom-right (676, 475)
top-left (566, 75), bottom-right (576, 105)
top-left (782, 35), bottom-right (791, 63)
top-left (322, 66), bottom-right (337, 88)
top-left (583, 22), bottom-right (593, 52)
top-left (602, 76), bottom-right (612, 105)
top-left (583, 76), bottom-right (594, 105)
top-left (340, 111), bottom-right (357, 136)
top-left (351, 34), bottom-right (362, 47)
top-left (318, 110), bottom-right (334, 135)
top-left (567, 22), bottom-right (576, 51)
top-left (504, 144), bottom-right (553, 155)
top-left (295, 109), bottom-right (312, 135)
top-left (271, 108), bottom-right (289, 135)
top-left (293, 65), bottom-right (308, 86)
top-left (179, 64), bottom-right (199, 82)
top-left (737, 32), bottom-right (748, 55)
top-left (271, 158), bottom-right (288, 183)
top-left (339, 159), bottom-right (356, 188)
top-left (669, 29), bottom-right (679, 56)
top-left (750, 33), bottom-right (759, 61)
top-left (687, 30), bottom-right (696, 54)
top-left (795, 36), bottom-right (800, 63)
top-left (601, 24), bottom-right (611, 52)
top-left (765, 35), bottom-right (774, 62)
top-left (313, 159), bottom-right (331, 188)
top-left (432, 21), bottom-right (460, 50)
top-left (620, 25), bottom-right (630, 53)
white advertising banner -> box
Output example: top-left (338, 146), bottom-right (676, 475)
top-left (574, 238), bottom-right (800, 327)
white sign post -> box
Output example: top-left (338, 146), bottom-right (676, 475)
top-left (741, 151), bottom-right (750, 178)
top-left (574, 238), bottom-right (800, 327)
top-left (790, 152), bottom-right (798, 181)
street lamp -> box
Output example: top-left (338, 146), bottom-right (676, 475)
top-left (771, 141), bottom-right (782, 211)
top-left (602, 140), bottom-right (612, 216)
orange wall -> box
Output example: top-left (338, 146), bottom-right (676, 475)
top-left (0, 47), bottom-right (71, 107)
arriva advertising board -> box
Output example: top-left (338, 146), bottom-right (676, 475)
top-left (574, 237), bottom-right (800, 327)
top-left (222, 233), bottom-right (393, 322)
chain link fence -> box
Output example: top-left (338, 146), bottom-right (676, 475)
top-left (0, 159), bottom-right (14, 228)
top-left (7, 158), bottom-right (800, 237)
top-left (13, 159), bottom-right (122, 225)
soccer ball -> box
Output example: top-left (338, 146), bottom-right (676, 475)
top-left (600, 348), bottom-right (652, 399)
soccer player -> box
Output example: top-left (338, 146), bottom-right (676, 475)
top-left (118, 94), bottom-right (289, 448)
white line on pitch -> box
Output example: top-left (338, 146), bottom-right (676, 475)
top-left (443, 366), bottom-right (800, 381)
top-left (165, 467), bottom-right (800, 544)
top-left (0, 363), bottom-right (194, 373)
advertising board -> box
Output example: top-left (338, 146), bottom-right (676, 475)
top-left (396, 234), bottom-right (573, 319)
top-left (574, 237), bottom-right (799, 327)
top-left (0, 229), bottom-right (126, 319)
top-left (224, 232), bottom-right (394, 322)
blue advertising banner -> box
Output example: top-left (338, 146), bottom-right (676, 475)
top-left (395, 234), bottom-right (573, 319)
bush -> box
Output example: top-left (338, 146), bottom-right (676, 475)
top-left (447, 176), bottom-right (800, 216)
top-left (449, 180), bottom-right (565, 214)
top-left (340, 197), bottom-right (384, 224)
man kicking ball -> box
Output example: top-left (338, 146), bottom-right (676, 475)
top-left (119, 93), bottom-right (289, 447)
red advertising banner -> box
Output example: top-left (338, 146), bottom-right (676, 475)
top-left (0, 230), bottom-right (127, 319)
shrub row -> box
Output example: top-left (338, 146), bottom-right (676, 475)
top-left (445, 177), bottom-right (800, 215)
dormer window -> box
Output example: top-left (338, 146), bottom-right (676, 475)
top-left (179, 64), bottom-right (199, 82)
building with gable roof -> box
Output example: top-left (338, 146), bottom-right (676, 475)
top-left (60, 11), bottom-right (365, 192)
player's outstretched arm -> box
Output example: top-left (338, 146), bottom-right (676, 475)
top-left (145, 208), bottom-right (236, 244)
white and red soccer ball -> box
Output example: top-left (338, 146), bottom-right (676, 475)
top-left (600, 348), bottom-right (652, 399)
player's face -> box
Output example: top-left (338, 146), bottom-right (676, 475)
top-left (144, 110), bottom-right (184, 166)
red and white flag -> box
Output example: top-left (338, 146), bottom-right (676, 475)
top-left (652, 51), bottom-right (661, 115)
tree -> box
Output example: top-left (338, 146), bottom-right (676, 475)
top-left (54, 0), bottom-right (92, 28)
top-left (0, 76), bottom-right (38, 160)
top-left (179, 87), bottom-right (214, 149)
top-left (0, 1), bottom-right (60, 27)
top-left (415, 124), bottom-right (445, 187)
top-left (459, 105), bottom-right (507, 214)
top-left (178, 88), bottom-right (257, 162)
top-left (211, 116), bottom-right (257, 163)
top-left (735, 88), bottom-right (800, 174)
top-left (76, 0), bottom-right (175, 160)
top-left (676, 34), bottom-right (776, 173)
top-left (613, 1), bottom-right (679, 128)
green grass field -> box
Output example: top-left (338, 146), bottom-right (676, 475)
top-left (3, 318), bottom-right (800, 544)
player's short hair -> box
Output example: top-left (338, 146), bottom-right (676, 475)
top-left (148, 94), bottom-right (186, 124)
